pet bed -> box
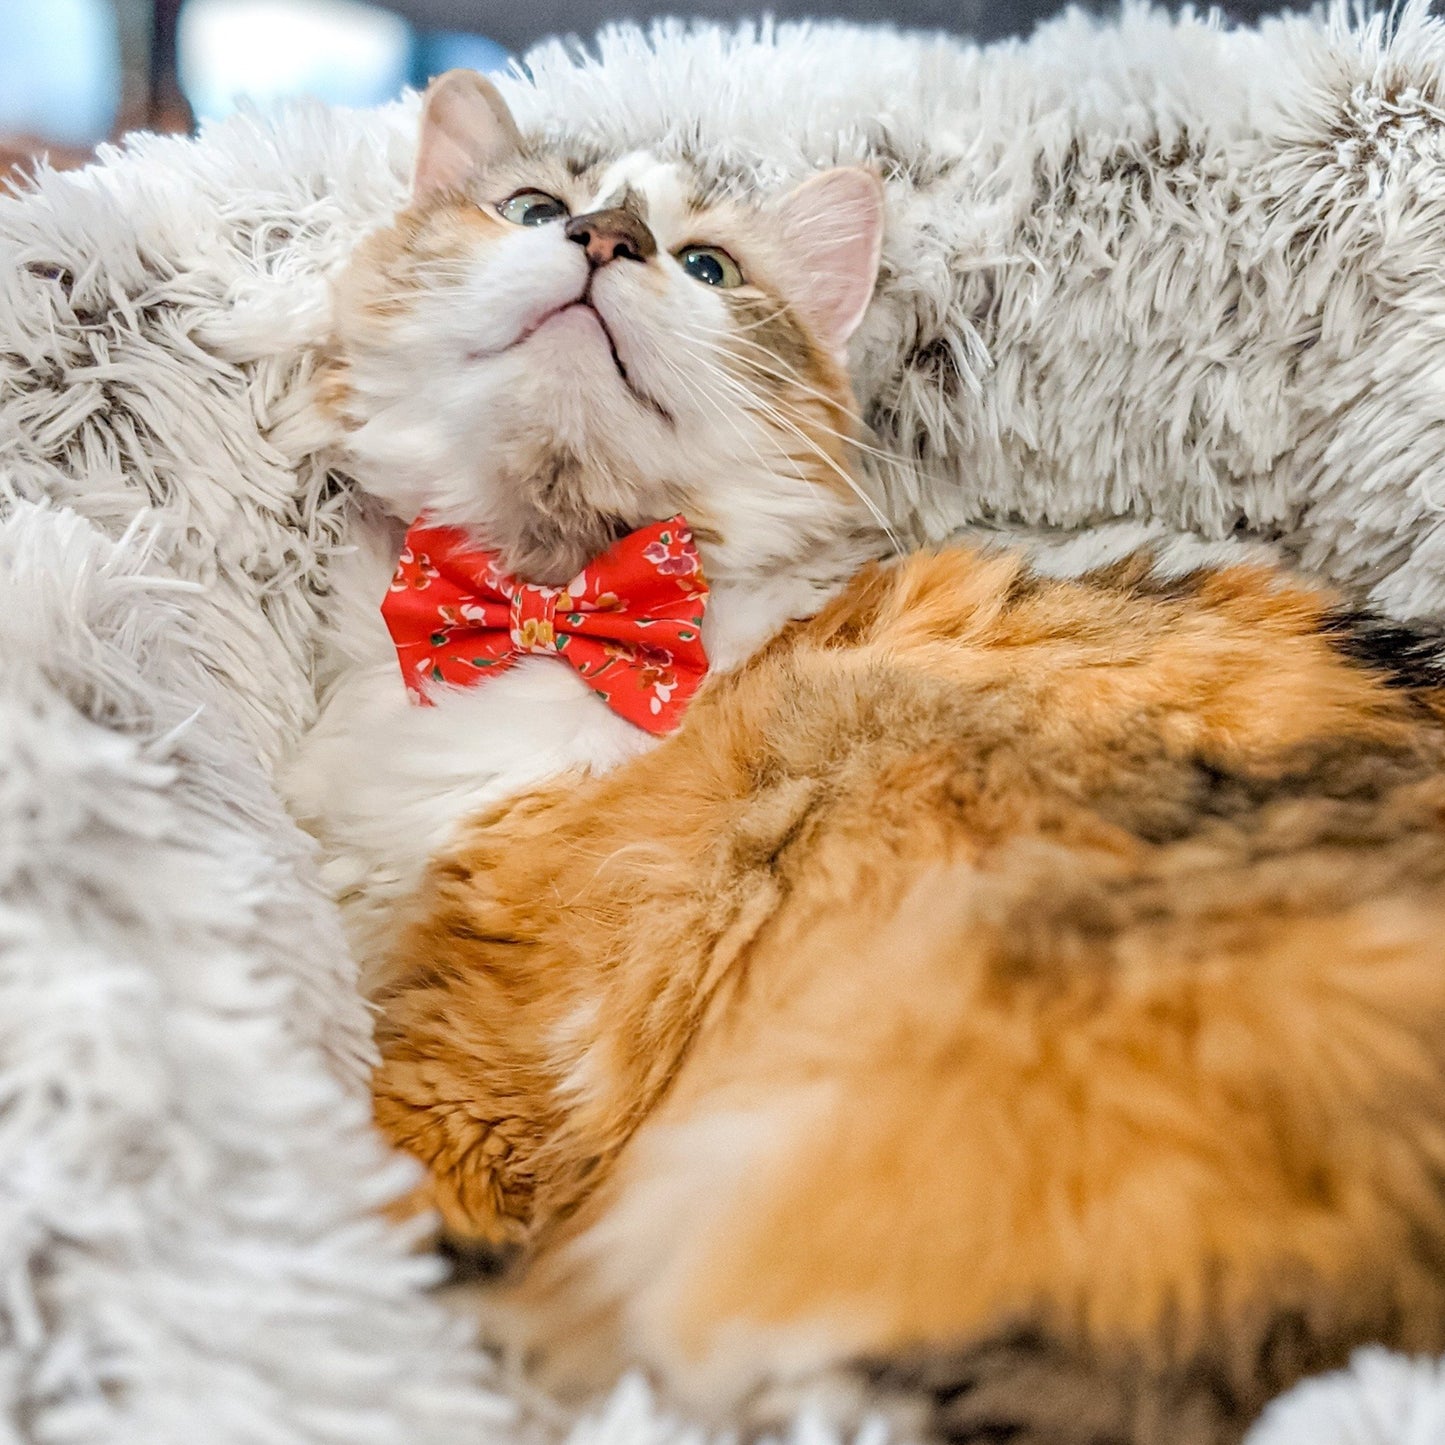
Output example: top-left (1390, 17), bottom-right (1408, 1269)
top-left (4, 5), bottom-right (1445, 1440)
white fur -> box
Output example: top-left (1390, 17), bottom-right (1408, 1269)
top-left (283, 549), bottom-right (653, 980)
top-left (0, 503), bottom-right (502, 1444)
top-left (1249, 1348), bottom-right (1445, 1445)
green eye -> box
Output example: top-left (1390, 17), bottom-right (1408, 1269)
top-left (499, 191), bottom-right (569, 226)
top-left (676, 245), bottom-right (744, 288)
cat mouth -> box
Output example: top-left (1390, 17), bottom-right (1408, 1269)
top-left (483, 297), bottom-right (674, 426)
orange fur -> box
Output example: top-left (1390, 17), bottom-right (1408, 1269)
top-left (374, 545), bottom-right (1445, 1440)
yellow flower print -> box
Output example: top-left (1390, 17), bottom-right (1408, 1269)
top-left (517, 617), bottom-right (556, 651)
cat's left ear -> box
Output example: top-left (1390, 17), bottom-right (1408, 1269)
top-left (413, 70), bottom-right (523, 203)
top-left (773, 168), bottom-right (885, 354)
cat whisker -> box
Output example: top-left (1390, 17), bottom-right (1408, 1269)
top-left (686, 340), bottom-right (900, 548)
top-left (687, 337), bottom-right (889, 504)
top-left (648, 345), bottom-right (785, 491)
top-left (672, 342), bottom-right (842, 493)
top-left (691, 323), bottom-right (907, 469)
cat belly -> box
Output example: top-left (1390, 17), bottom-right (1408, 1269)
top-left (281, 653), bottom-right (650, 992)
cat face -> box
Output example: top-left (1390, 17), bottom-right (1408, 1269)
top-left (325, 71), bottom-right (886, 585)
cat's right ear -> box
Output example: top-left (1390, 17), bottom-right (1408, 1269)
top-left (413, 70), bottom-right (523, 203)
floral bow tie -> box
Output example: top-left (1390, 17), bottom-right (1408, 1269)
top-left (381, 514), bottom-right (709, 735)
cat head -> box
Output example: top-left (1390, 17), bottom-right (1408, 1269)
top-left (324, 70), bottom-right (886, 586)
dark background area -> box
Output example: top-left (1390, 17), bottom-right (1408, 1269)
top-left (380, 0), bottom-right (1292, 50)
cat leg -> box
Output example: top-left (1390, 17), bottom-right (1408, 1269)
top-left (372, 961), bottom-right (561, 1256)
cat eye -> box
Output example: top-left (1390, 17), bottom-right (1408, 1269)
top-left (676, 245), bottom-right (744, 288)
top-left (499, 191), bottom-right (570, 226)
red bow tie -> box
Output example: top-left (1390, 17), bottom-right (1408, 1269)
top-left (381, 515), bottom-right (709, 735)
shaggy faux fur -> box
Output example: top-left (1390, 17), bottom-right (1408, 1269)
top-left (6, 4), bottom-right (1445, 1441)
top-left (0, 503), bottom-right (500, 1443)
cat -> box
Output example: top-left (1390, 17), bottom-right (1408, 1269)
top-left (283, 68), bottom-right (888, 988)
top-left (299, 68), bottom-right (1445, 1445)
top-left (375, 547), bottom-right (1445, 1444)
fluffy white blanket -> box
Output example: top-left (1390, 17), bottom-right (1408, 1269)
top-left (4, 5), bottom-right (1445, 1441)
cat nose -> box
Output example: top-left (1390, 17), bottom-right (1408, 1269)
top-left (565, 208), bottom-right (657, 267)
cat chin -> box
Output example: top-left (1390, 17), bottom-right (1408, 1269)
top-left (457, 323), bottom-right (672, 462)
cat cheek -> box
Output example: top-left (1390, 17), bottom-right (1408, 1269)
top-left (461, 231), bottom-right (590, 350)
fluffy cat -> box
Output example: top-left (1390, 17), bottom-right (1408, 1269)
top-left (377, 548), bottom-right (1445, 1444)
top-left (299, 68), bottom-right (1445, 1445)
top-left (284, 70), bottom-right (887, 986)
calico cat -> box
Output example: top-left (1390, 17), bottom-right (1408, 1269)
top-left (376, 545), bottom-right (1445, 1444)
top-left (300, 69), bottom-right (1445, 1445)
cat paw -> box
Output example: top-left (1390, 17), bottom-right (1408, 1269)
top-left (380, 1170), bottom-right (526, 1284)
top-left (435, 1229), bottom-right (524, 1282)
top-left (373, 1065), bottom-right (538, 1247)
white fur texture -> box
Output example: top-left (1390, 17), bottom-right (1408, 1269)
top-left (0, 502), bottom-right (502, 1443)
top-left (5, 5), bottom-right (1445, 1442)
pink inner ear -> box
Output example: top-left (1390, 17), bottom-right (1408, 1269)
top-left (413, 71), bottom-right (523, 203)
top-left (774, 168), bottom-right (885, 353)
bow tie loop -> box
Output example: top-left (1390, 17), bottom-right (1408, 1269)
top-left (381, 515), bottom-right (710, 735)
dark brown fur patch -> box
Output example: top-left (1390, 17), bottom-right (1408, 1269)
top-left (1322, 609), bottom-right (1445, 691)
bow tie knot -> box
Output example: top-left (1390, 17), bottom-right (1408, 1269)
top-left (510, 582), bottom-right (564, 654)
top-left (381, 515), bottom-right (710, 735)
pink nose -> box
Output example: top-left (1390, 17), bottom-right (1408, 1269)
top-left (564, 208), bottom-right (657, 267)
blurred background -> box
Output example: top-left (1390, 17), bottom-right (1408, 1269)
top-left (0, 0), bottom-right (1299, 176)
